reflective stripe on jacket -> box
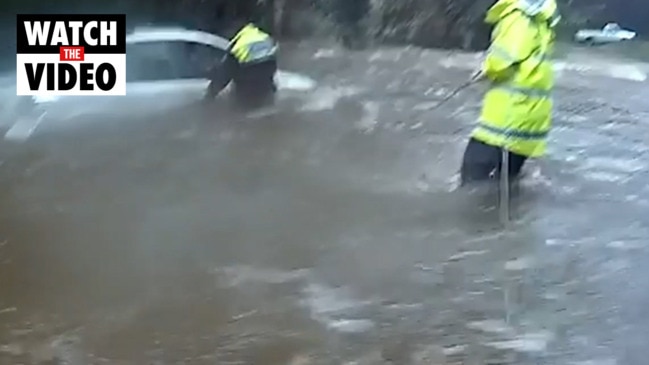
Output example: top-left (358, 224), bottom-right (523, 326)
top-left (472, 0), bottom-right (559, 158)
top-left (230, 24), bottom-right (276, 64)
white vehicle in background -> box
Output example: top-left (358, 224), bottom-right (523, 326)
top-left (574, 23), bottom-right (636, 45)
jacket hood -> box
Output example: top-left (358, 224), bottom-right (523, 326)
top-left (486, 0), bottom-right (561, 27)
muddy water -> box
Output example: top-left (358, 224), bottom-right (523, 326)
top-left (1, 43), bottom-right (649, 364)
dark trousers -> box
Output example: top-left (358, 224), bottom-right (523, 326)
top-left (206, 56), bottom-right (277, 107)
top-left (232, 58), bottom-right (277, 102)
top-left (460, 137), bottom-right (527, 186)
top-left (332, 0), bottom-right (369, 48)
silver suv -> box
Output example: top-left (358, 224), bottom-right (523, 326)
top-left (5, 27), bottom-right (314, 140)
top-left (35, 27), bottom-right (235, 121)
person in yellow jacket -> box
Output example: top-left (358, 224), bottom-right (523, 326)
top-left (206, 20), bottom-right (278, 107)
top-left (460, 0), bottom-right (560, 186)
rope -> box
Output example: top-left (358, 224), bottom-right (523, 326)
top-left (499, 147), bottom-right (511, 225)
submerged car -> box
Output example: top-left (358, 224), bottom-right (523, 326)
top-left (3, 27), bottom-right (234, 129)
top-left (35, 26), bottom-right (235, 120)
top-left (3, 27), bottom-right (316, 141)
top-left (574, 23), bottom-right (636, 45)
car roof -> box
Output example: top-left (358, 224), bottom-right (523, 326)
top-left (126, 27), bottom-right (230, 50)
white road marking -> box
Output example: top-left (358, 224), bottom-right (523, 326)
top-left (5, 112), bottom-right (46, 141)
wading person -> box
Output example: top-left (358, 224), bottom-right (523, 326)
top-left (460, 0), bottom-right (560, 186)
top-left (206, 20), bottom-right (278, 108)
top-left (332, 0), bottom-right (369, 49)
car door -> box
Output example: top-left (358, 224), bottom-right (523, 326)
top-left (129, 40), bottom-right (231, 108)
top-left (171, 40), bottom-right (232, 97)
top-left (601, 24), bottom-right (621, 44)
top-left (123, 40), bottom-right (204, 115)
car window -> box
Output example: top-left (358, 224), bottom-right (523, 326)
top-left (171, 41), bottom-right (229, 79)
top-left (126, 41), bottom-right (184, 81)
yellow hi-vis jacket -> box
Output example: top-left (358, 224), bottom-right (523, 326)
top-left (229, 24), bottom-right (277, 64)
top-left (472, 0), bottom-right (560, 157)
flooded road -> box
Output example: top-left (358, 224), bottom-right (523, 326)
top-left (1, 42), bottom-right (649, 364)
